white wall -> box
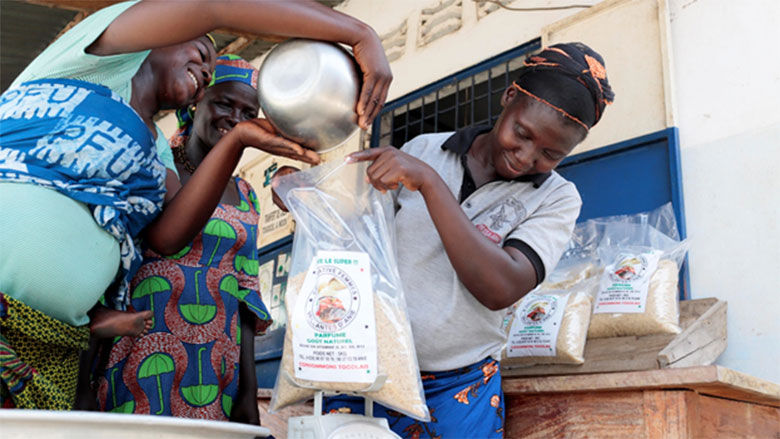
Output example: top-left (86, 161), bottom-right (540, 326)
top-left (338, 0), bottom-right (780, 383)
top-left (668, 0), bottom-right (780, 383)
top-left (337, 0), bottom-right (598, 101)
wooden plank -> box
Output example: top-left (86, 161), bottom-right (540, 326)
top-left (503, 333), bottom-right (675, 377)
top-left (505, 391), bottom-right (646, 438)
top-left (502, 366), bottom-right (780, 408)
top-left (666, 335), bottom-right (727, 369)
top-left (642, 390), bottom-right (690, 439)
top-left (26, 0), bottom-right (120, 12)
top-left (50, 10), bottom-right (86, 43)
top-left (658, 300), bottom-right (727, 367)
top-left (217, 36), bottom-right (254, 57)
top-left (502, 298), bottom-right (720, 377)
top-left (696, 394), bottom-right (780, 438)
top-left (678, 297), bottom-right (719, 326)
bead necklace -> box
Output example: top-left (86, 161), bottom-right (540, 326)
top-left (174, 146), bottom-right (197, 174)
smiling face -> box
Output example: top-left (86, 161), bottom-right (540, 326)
top-left (191, 81), bottom-right (259, 150)
top-left (149, 36), bottom-right (217, 110)
top-left (489, 86), bottom-right (586, 179)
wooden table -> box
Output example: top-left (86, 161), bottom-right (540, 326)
top-left (503, 365), bottom-right (780, 438)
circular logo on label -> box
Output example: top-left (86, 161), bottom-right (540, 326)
top-left (520, 295), bottom-right (558, 325)
top-left (609, 253), bottom-right (648, 282)
top-left (304, 266), bottom-right (360, 332)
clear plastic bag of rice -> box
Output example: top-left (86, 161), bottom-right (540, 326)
top-left (588, 222), bottom-right (690, 338)
top-left (268, 160), bottom-right (430, 421)
top-left (502, 263), bottom-right (597, 365)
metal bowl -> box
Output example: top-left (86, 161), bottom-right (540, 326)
top-left (257, 39), bottom-right (360, 153)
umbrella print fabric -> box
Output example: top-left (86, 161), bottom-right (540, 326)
top-left (202, 218), bottom-right (237, 267)
top-left (97, 178), bottom-right (272, 420)
top-left (132, 276), bottom-right (171, 330)
top-left (138, 353), bottom-right (175, 415)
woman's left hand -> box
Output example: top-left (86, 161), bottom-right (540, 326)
top-left (236, 118), bottom-right (320, 165)
top-left (347, 146), bottom-right (434, 193)
top-left (351, 26), bottom-right (393, 130)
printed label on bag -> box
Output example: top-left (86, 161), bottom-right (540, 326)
top-left (594, 250), bottom-right (662, 314)
top-left (292, 250), bottom-right (377, 382)
top-left (507, 292), bottom-right (569, 357)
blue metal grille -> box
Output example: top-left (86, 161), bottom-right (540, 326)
top-left (371, 39), bottom-right (541, 148)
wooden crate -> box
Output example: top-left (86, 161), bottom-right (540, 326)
top-left (502, 298), bottom-right (727, 377)
top-left (503, 366), bottom-right (780, 438)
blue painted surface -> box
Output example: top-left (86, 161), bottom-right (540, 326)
top-left (254, 328), bottom-right (284, 389)
top-left (254, 237), bottom-right (292, 388)
top-left (557, 127), bottom-right (690, 299)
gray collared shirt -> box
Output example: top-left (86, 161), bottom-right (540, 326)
top-left (394, 129), bottom-right (581, 371)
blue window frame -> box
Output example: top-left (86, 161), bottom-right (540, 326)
top-left (557, 128), bottom-right (690, 299)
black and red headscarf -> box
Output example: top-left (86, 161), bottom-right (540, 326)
top-left (513, 42), bottom-right (615, 131)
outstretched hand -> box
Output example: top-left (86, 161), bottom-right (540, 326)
top-left (347, 146), bottom-right (433, 193)
top-left (351, 27), bottom-right (393, 129)
top-left (237, 119), bottom-right (321, 165)
top-left (270, 165), bottom-right (300, 212)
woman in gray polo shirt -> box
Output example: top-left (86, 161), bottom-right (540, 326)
top-left (333, 42), bottom-right (614, 438)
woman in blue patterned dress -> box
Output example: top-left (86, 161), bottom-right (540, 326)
top-left (97, 55), bottom-right (272, 424)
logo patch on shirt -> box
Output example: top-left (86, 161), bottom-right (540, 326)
top-left (476, 224), bottom-right (501, 243)
top-left (476, 198), bottom-right (527, 244)
top-left (487, 198), bottom-right (527, 229)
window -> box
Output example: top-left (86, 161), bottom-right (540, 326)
top-left (371, 39), bottom-right (540, 148)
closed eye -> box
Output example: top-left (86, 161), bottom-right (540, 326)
top-left (196, 42), bottom-right (207, 63)
top-left (514, 124), bottom-right (532, 141)
top-left (543, 150), bottom-right (564, 161)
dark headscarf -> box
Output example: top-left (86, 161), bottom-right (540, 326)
top-left (513, 42), bottom-right (614, 131)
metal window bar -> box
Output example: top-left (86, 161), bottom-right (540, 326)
top-left (434, 89), bottom-right (439, 132)
top-left (371, 38), bottom-right (540, 148)
top-left (470, 74), bottom-right (475, 127)
top-left (404, 103), bottom-right (409, 143)
top-left (487, 68), bottom-right (492, 123)
top-left (420, 95), bottom-right (424, 135)
top-left (454, 79), bottom-right (459, 132)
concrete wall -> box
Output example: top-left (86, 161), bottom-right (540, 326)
top-left (667, 0), bottom-right (780, 383)
top-left (336, 0), bottom-right (598, 101)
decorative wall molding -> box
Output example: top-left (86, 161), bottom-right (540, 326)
top-left (418, 0), bottom-right (463, 47)
top-left (476, 0), bottom-right (516, 20)
top-left (380, 20), bottom-right (408, 63)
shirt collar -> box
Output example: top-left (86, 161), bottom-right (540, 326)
top-left (441, 124), bottom-right (552, 188)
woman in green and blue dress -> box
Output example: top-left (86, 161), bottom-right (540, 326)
top-left (97, 55), bottom-right (271, 423)
top-left (0, 0), bottom-right (390, 410)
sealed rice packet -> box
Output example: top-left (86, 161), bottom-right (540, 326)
top-left (588, 222), bottom-right (689, 338)
top-left (268, 161), bottom-right (430, 421)
top-left (503, 264), bottom-right (597, 365)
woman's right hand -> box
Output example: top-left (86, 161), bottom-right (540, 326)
top-left (270, 166), bottom-right (301, 212)
top-left (236, 118), bottom-right (320, 165)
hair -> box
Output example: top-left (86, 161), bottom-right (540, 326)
top-left (513, 42), bottom-right (615, 132)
